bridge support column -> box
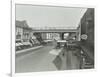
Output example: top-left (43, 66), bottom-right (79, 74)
top-left (60, 33), bottom-right (64, 40)
top-left (41, 33), bottom-right (47, 40)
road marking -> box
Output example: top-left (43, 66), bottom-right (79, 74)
top-left (49, 48), bottom-right (62, 56)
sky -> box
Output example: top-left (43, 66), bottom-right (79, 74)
top-left (16, 4), bottom-right (87, 29)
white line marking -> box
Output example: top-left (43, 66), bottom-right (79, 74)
top-left (49, 48), bottom-right (62, 56)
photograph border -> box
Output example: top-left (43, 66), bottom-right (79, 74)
top-left (11, 0), bottom-right (96, 77)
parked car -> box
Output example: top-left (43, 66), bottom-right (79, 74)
top-left (16, 40), bottom-right (24, 51)
top-left (33, 39), bottom-right (40, 46)
top-left (22, 41), bottom-right (32, 48)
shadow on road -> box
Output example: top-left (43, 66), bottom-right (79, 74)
top-left (53, 46), bottom-right (81, 70)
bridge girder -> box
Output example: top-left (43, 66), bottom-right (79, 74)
top-left (32, 29), bottom-right (78, 33)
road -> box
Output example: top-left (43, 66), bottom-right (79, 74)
top-left (15, 43), bottom-right (81, 73)
top-left (15, 45), bottom-right (59, 73)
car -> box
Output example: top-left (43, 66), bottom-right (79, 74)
top-left (33, 39), bottom-right (40, 46)
top-left (56, 40), bottom-right (67, 48)
top-left (22, 41), bottom-right (32, 48)
top-left (15, 40), bottom-right (24, 51)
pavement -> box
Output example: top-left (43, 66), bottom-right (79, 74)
top-left (16, 45), bottom-right (43, 54)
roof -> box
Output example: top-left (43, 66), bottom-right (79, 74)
top-left (16, 20), bottom-right (33, 31)
top-left (16, 20), bottom-right (29, 28)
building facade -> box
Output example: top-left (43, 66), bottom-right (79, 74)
top-left (79, 8), bottom-right (94, 68)
top-left (16, 20), bottom-right (32, 42)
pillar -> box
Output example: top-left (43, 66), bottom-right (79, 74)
top-left (60, 32), bottom-right (64, 40)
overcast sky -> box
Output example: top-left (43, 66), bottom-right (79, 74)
top-left (16, 4), bottom-right (87, 29)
